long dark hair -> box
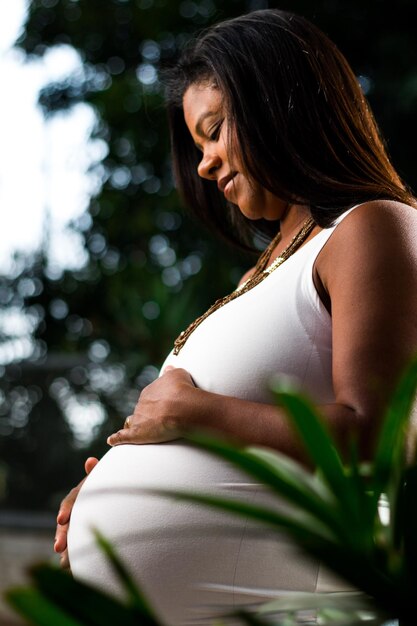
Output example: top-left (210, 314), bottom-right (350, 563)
top-left (164, 9), bottom-right (416, 250)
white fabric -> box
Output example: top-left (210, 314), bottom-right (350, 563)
top-left (161, 219), bottom-right (341, 404)
top-left (68, 208), bottom-right (356, 625)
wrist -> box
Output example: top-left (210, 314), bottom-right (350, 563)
top-left (165, 381), bottom-right (202, 435)
top-left (180, 387), bottom-right (228, 435)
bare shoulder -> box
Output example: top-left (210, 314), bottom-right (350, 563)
top-left (329, 199), bottom-right (417, 242)
top-left (317, 200), bottom-right (417, 279)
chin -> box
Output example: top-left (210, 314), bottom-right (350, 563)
top-left (238, 209), bottom-right (260, 221)
top-left (239, 208), bottom-right (274, 221)
top-left (264, 212), bottom-right (282, 221)
top-left (236, 197), bottom-right (282, 221)
top-left (234, 199), bottom-right (262, 221)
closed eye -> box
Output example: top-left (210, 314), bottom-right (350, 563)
top-left (193, 119), bottom-right (224, 152)
top-left (209, 120), bottom-right (223, 141)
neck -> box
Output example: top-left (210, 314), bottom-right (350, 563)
top-left (279, 204), bottom-right (312, 243)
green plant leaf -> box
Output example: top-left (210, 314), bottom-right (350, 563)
top-left (232, 609), bottom-right (272, 626)
top-left (270, 386), bottom-right (364, 532)
top-left (93, 530), bottom-right (158, 622)
top-left (246, 445), bottom-right (336, 507)
top-left (158, 485), bottom-right (404, 615)
top-left (26, 563), bottom-right (143, 626)
top-left (372, 355), bottom-right (417, 512)
top-left (401, 464), bottom-right (417, 590)
top-left (345, 439), bottom-right (375, 531)
top-left (6, 586), bottom-right (83, 626)
top-left (186, 433), bottom-right (352, 543)
top-left (154, 487), bottom-right (338, 544)
top-left (259, 591), bottom-right (376, 614)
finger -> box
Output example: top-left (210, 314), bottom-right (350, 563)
top-left (107, 428), bottom-right (135, 446)
top-left (54, 522), bottom-right (69, 554)
top-left (170, 366), bottom-right (196, 386)
top-left (59, 549), bottom-right (71, 571)
top-left (56, 503), bottom-right (72, 527)
top-left (179, 368), bottom-right (196, 386)
top-left (57, 458), bottom-right (96, 528)
top-left (163, 365), bottom-right (175, 373)
top-left (107, 424), bottom-right (152, 446)
top-left (56, 483), bottom-right (83, 526)
top-left (85, 456), bottom-right (99, 474)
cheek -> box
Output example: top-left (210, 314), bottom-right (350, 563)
top-left (226, 127), bottom-right (245, 167)
top-left (237, 184), bottom-right (265, 218)
top-left (243, 180), bottom-right (264, 202)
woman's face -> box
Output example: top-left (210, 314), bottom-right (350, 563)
top-left (183, 82), bottom-right (287, 221)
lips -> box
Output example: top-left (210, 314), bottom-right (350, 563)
top-left (218, 172), bottom-right (237, 194)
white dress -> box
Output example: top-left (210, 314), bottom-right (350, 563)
top-left (68, 208), bottom-right (356, 625)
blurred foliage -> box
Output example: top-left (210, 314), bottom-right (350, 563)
top-left (166, 359), bottom-right (417, 625)
top-left (7, 358), bottom-right (417, 626)
top-left (0, 0), bottom-right (416, 510)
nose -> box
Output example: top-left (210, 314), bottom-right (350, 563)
top-left (197, 150), bottom-right (221, 180)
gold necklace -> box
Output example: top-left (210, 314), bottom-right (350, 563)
top-left (173, 217), bottom-right (315, 355)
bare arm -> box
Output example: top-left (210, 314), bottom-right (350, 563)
top-left (316, 200), bottom-right (417, 454)
top-left (108, 201), bottom-right (417, 461)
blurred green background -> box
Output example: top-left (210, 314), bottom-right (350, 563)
top-left (0, 0), bottom-right (416, 514)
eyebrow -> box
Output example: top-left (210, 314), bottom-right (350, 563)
top-left (195, 111), bottom-right (217, 137)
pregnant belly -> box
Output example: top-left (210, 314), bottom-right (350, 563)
top-left (67, 442), bottom-right (322, 625)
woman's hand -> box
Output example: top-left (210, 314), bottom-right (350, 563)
top-left (107, 367), bottom-right (196, 446)
top-left (54, 456), bottom-right (99, 569)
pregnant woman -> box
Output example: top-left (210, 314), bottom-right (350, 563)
top-left (55, 9), bottom-right (417, 626)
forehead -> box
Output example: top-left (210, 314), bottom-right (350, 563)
top-left (183, 83), bottom-right (223, 133)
